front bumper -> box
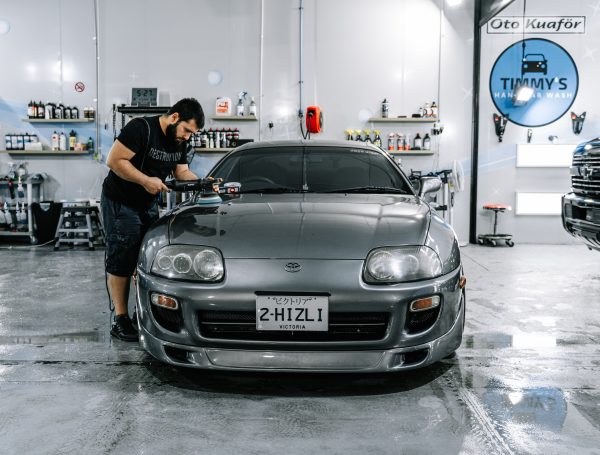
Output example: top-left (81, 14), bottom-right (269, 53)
top-left (562, 192), bottom-right (600, 251)
top-left (135, 259), bottom-right (464, 372)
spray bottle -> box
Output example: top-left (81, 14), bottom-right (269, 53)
top-left (4, 202), bottom-right (13, 230)
top-left (249, 97), bottom-right (257, 116)
top-left (17, 177), bottom-right (25, 199)
top-left (51, 131), bottom-right (60, 151)
top-left (59, 132), bottom-right (67, 151)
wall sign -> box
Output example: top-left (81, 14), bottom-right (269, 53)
top-left (487, 16), bottom-right (586, 34)
top-left (489, 38), bottom-right (578, 127)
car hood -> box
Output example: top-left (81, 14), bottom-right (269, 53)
top-left (168, 194), bottom-right (431, 259)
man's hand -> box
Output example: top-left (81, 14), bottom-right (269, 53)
top-left (142, 176), bottom-right (168, 195)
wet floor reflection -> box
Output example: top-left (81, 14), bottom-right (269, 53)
top-left (484, 386), bottom-right (567, 431)
top-left (0, 331), bottom-right (103, 344)
top-left (464, 332), bottom-right (562, 349)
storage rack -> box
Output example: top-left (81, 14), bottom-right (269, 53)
top-left (0, 176), bottom-right (45, 244)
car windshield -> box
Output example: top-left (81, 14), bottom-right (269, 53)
top-left (208, 145), bottom-right (413, 194)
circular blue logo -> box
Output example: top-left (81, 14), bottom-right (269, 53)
top-left (489, 38), bottom-right (578, 127)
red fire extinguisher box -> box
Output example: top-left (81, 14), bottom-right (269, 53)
top-left (306, 106), bottom-right (323, 133)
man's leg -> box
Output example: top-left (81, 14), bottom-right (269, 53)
top-left (107, 273), bottom-right (131, 316)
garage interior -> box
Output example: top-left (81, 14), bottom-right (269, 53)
top-left (1, 0), bottom-right (599, 454)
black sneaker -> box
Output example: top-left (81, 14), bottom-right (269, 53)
top-left (110, 314), bottom-right (138, 342)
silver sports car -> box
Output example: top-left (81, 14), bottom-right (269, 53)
top-left (135, 140), bottom-right (465, 372)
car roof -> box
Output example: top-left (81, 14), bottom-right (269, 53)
top-left (524, 53), bottom-right (545, 58)
top-left (232, 139), bottom-right (384, 153)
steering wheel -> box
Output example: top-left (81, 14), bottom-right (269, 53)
top-left (243, 176), bottom-right (277, 187)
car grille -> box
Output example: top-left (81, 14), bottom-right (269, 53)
top-left (198, 311), bottom-right (390, 341)
top-left (572, 155), bottom-right (600, 196)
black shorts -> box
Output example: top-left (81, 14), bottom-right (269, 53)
top-left (101, 194), bottom-right (159, 277)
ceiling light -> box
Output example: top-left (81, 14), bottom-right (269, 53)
top-left (447, 0), bottom-right (463, 6)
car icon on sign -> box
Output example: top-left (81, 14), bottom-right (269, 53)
top-left (521, 53), bottom-right (548, 75)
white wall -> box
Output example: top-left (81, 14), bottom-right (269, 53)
top-left (1, 0), bottom-right (475, 242)
top-left (478, 0), bottom-right (599, 244)
top-left (0, 0), bottom-right (100, 202)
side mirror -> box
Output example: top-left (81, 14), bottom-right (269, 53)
top-left (419, 176), bottom-right (442, 197)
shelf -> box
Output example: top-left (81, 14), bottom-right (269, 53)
top-left (368, 117), bottom-right (437, 123)
top-left (116, 106), bottom-right (170, 114)
top-left (0, 231), bottom-right (31, 237)
top-left (193, 147), bottom-right (233, 153)
top-left (209, 116), bottom-right (258, 121)
top-left (0, 150), bottom-right (92, 156)
top-left (388, 151), bottom-right (435, 156)
top-left (23, 118), bottom-right (94, 123)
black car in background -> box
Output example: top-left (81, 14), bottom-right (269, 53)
top-left (562, 138), bottom-right (600, 251)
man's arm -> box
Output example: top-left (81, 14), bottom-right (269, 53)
top-left (173, 164), bottom-right (198, 180)
top-left (106, 140), bottom-right (168, 195)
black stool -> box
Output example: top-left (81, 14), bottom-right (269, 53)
top-left (54, 204), bottom-right (105, 250)
top-left (477, 204), bottom-right (514, 247)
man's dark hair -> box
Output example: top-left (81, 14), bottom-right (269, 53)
top-left (168, 98), bottom-right (205, 129)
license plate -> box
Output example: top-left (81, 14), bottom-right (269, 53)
top-left (256, 295), bottom-right (329, 331)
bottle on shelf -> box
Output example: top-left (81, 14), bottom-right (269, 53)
top-left (374, 130), bottom-right (382, 148)
top-left (37, 101), bottom-right (45, 119)
top-left (381, 99), bottom-right (389, 119)
top-left (59, 131), bottom-right (67, 151)
top-left (363, 130), bottom-right (372, 144)
top-left (249, 97), bottom-right (257, 116)
top-left (388, 133), bottom-right (396, 151)
top-left (69, 130), bottom-right (77, 150)
top-left (423, 133), bottom-right (431, 150)
top-left (87, 136), bottom-right (94, 151)
top-left (345, 129), bottom-right (354, 141)
top-left (236, 97), bottom-right (244, 116)
top-left (27, 101), bottom-right (34, 119)
top-left (413, 133), bottom-right (422, 150)
top-left (51, 131), bottom-right (59, 151)
top-left (354, 130), bottom-right (363, 142)
top-left (396, 133), bottom-right (405, 151)
top-left (64, 106), bottom-right (71, 119)
top-left (71, 106), bottom-right (79, 119)
top-left (431, 101), bottom-right (438, 119)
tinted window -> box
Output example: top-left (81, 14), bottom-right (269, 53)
top-left (210, 145), bottom-right (411, 193)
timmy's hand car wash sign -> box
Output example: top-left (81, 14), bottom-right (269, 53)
top-left (489, 38), bottom-right (579, 127)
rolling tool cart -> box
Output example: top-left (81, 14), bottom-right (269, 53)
top-left (53, 203), bottom-right (105, 250)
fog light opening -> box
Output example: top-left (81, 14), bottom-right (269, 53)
top-left (151, 293), bottom-right (179, 310)
top-left (409, 296), bottom-right (440, 313)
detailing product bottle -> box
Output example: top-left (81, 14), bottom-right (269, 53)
top-left (87, 136), bottom-right (94, 151)
top-left (423, 133), bottom-right (431, 150)
top-left (364, 130), bottom-right (372, 144)
top-left (27, 101), bottom-right (34, 119)
top-left (236, 97), bottom-right (244, 116)
top-left (64, 106), bottom-right (71, 119)
top-left (388, 133), bottom-right (396, 151)
top-left (69, 130), bottom-right (77, 150)
top-left (16, 134), bottom-right (24, 150)
top-left (424, 103), bottom-right (432, 118)
top-left (345, 129), bottom-right (354, 141)
top-left (55, 104), bottom-right (64, 119)
top-left (354, 130), bottom-right (362, 142)
top-left (5, 134), bottom-right (11, 150)
top-left (51, 131), bottom-right (59, 151)
top-left (72, 106), bottom-right (79, 119)
top-left (374, 130), bottom-right (382, 148)
top-left (413, 133), bottom-right (422, 150)
top-left (18, 203), bottom-right (28, 232)
top-left (37, 101), bottom-right (45, 118)
top-left (4, 203), bottom-right (13, 230)
top-left (396, 133), bottom-right (405, 151)
top-left (381, 99), bottom-right (389, 118)
top-left (431, 101), bottom-right (438, 118)
top-left (45, 103), bottom-right (53, 119)
top-left (249, 97), bottom-right (257, 116)
top-left (0, 203), bottom-right (6, 229)
top-left (59, 132), bottom-right (67, 151)
top-left (405, 133), bottom-right (411, 150)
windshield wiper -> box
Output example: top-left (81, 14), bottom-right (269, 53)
top-left (241, 187), bottom-right (304, 194)
top-left (324, 186), bottom-right (408, 194)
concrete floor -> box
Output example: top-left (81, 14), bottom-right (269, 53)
top-left (0, 244), bottom-right (599, 455)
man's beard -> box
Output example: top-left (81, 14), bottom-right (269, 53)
top-left (166, 122), bottom-right (183, 144)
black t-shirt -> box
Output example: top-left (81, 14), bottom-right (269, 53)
top-left (102, 116), bottom-right (188, 209)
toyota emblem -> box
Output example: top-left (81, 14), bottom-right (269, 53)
top-left (284, 262), bottom-right (302, 272)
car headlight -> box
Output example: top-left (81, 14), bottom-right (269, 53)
top-left (151, 245), bottom-right (224, 282)
top-left (364, 246), bottom-right (442, 284)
